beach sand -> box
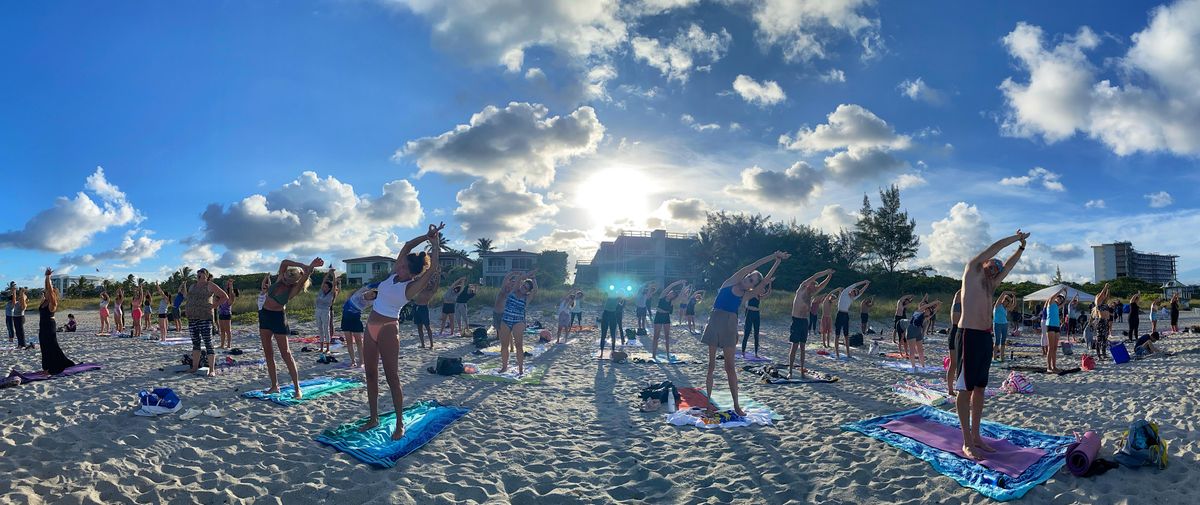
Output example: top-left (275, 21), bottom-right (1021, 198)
top-left (1, 305), bottom-right (1196, 504)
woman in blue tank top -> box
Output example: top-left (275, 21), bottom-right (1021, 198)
top-left (1044, 287), bottom-right (1067, 373)
top-left (702, 251), bottom-right (788, 416)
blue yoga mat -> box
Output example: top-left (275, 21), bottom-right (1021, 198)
top-left (242, 377), bottom-right (363, 406)
top-left (842, 406), bottom-right (1072, 501)
top-left (315, 400), bottom-right (469, 468)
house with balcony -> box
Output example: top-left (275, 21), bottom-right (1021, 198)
top-left (574, 229), bottom-right (700, 288)
top-left (438, 251), bottom-right (476, 272)
top-left (479, 250), bottom-right (538, 287)
top-left (342, 255), bottom-right (394, 287)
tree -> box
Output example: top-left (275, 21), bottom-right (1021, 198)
top-left (857, 185), bottom-right (919, 274)
top-left (537, 251), bottom-right (569, 286)
top-left (1053, 265), bottom-right (1063, 284)
top-left (473, 238), bottom-right (495, 257)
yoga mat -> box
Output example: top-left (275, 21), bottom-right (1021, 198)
top-left (242, 377), bottom-right (364, 406)
top-left (8, 363), bottom-right (102, 382)
top-left (1006, 366), bottom-right (1083, 376)
top-left (1066, 431), bottom-right (1101, 477)
top-left (676, 387), bottom-right (714, 410)
top-left (813, 350), bottom-right (857, 361)
top-left (765, 375), bottom-right (838, 384)
top-left (629, 352), bottom-right (694, 364)
top-left (735, 352), bottom-right (772, 363)
top-left (460, 363), bottom-right (547, 385)
top-left (315, 400), bottom-right (469, 468)
top-left (880, 361), bottom-right (943, 374)
top-left (842, 406), bottom-right (1072, 501)
top-left (883, 415), bottom-right (1047, 477)
top-left (918, 379), bottom-right (1001, 398)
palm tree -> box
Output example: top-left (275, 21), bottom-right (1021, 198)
top-left (473, 237), bottom-right (495, 257)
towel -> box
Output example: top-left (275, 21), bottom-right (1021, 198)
top-left (707, 390), bottom-right (781, 421)
top-left (460, 362), bottom-right (547, 385)
top-left (242, 377), bottom-right (364, 406)
top-left (315, 400), bottom-right (469, 468)
top-left (629, 352), bottom-right (695, 364)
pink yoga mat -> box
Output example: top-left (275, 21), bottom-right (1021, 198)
top-left (1066, 431), bottom-right (1101, 476)
top-left (8, 363), bottom-right (102, 382)
top-left (882, 414), bottom-right (1047, 477)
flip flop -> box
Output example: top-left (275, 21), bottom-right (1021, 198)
top-left (204, 407), bottom-right (224, 418)
top-left (180, 408), bottom-right (203, 420)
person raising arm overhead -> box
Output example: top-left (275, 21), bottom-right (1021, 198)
top-left (787, 269), bottom-right (834, 379)
top-left (834, 280), bottom-right (870, 359)
top-left (258, 256), bottom-right (324, 395)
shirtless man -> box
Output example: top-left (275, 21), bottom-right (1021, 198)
top-left (787, 269), bottom-right (834, 379)
top-left (956, 230), bottom-right (1028, 460)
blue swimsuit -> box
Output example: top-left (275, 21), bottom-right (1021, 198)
top-left (502, 293), bottom-right (527, 327)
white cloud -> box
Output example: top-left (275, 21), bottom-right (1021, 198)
top-left (746, 0), bottom-right (881, 62)
top-left (820, 69), bottom-right (846, 83)
top-left (1048, 243), bottom-right (1085, 260)
top-left (823, 146), bottom-right (908, 181)
top-left (732, 74), bottom-right (786, 107)
top-left (626, 0), bottom-right (700, 15)
top-left (779, 104), bottom-right (911, 152)
top-left (725, 161), bottom-right (823, 207)
top-left (1145, 191), bottom-right (1173, 208)
top-left (924, 202), bottom-right (1057, 282)
top-left (810, 204), bottom-right (859, 233)
top-left (999, 0), bottom-right (1200, 156)
top-left (680, 113), bottom-right (721, 131)
top-left (894, 172), bottom-right (928, 189)
top-left (60, 229), bottom-right (166, 267)
top-left (652, 197), bottom-right (709, 227)
top-left (631, 23), bottom-right (731, 83)
top-left (400, 102), bottom-right (604, 188)
top-left (897, 77), bottom-right (945, 104)
top-left (0, 167), bottom-right (141, 253)
top-left (998, 167), bottom-right (1065, 192)
top-left (200, 171), bottom-right (424, 259)
top-left (1084, 199), bottom-right (1106, 209)
top-left (181, 243), bottom-right (220, 265)
top-left (454, 178), bottom-right (557, 240)
top-left (729, 122), bottom-right (744, 131)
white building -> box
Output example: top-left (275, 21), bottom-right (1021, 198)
top-left (479, 250), bottom-right (538, 287)
top-left (341, 256), bottom-right (394, 287)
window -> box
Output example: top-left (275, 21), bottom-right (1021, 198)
top-left (512, 258), bottom-right (534, 270)
top-left (488, 258), bottom-right (505, 268)
top-left (348, 263), bottom-right (366, 274)
top-left (372, 262), bottom-right (390, 272)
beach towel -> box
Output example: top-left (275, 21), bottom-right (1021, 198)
top-left (763, 373), bottom-right (839, 384)
top-left (288, 336), bottom-right (321, 344)
top-left (918, 379), bottom-right (1002, 398)
top-left (842, 406), bottom-right (1072, 501)
top-left (676, 387), bottom-right (714, 410)
top-left (7, 363), bottom-right (102, 382)
top-left (734, 351), bottom-right (772, 363)
top-left (242, 377), bottom-right (364, 406)
top-left (477, 344), bottom-right (550, 359)
top-left (460, 362), bottom-right (547, 385)
top-left (315, 400), bottom-right (469, 468)
top-left (891, 380), bottom-right (949, 406)
top-left (593, 337), bottom-right (643, 349)
top-left (708, 390), bottom-right (781, 421)
top-left (813, 350), bottom-right (857, 361)
top-left (879, 360), bottom-right (942, 374)
top-left (629, 352), bottom-right (694, 364)
top-left (158, 335), bottom-right (190, 346)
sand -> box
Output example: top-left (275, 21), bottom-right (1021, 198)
top-left (1, 304), bottom-right (1196, 504)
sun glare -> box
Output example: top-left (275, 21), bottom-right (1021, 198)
top-left (577, 166), bottom-right (654, 228)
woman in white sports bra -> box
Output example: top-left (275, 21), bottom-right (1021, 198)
top-left (358, 223), bottom-right (444, 440)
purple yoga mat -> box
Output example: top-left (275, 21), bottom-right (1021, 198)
top-left (8, 363), bottom-right (102, 382)
top-left (1066, 431), bottom-right (1101, 476)
top-left (736, 352), bottom-right (772, 363)
top-left (882, 414), bottom-right (1047, 478)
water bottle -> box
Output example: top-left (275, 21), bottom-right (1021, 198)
top-left (666, 389), bottom-right (677, 413)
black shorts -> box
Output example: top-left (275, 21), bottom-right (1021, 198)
top-left (441, 303), bottom-right (455, 315)
top-left (340, 310), bottom-right (364, 333)
top-left (860, 313), bottom-right (869, 324)
top-left (948, 324), bottom-right (959, 350)
top-left (158, 313), bottom-right (167, 320)
top-left (258, 309), bottom-right (289, 335)
top-left (653, 312), bottom-right (671, 325)
top-left (789, 317), bottom-right (809, 344)
top-left (218, 313), bottom-right (232, 321)
top-left (959, 328), bottom-right (994, 391)
top-left (636, 307), bottom-right (647, 319)
top-left (1046, 325), bottom-right (1060, 333)
top-left (414, 305), bottom-right (431, 326)
top-left (685, 307), bottom-right (696, 316)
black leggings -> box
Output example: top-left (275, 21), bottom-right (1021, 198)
top-left (189, 319), bottom-right (214, 353)
top-left (741, 311), bottom-right (761, 354)
top-left (570, 312), bottom-right (582, 326)
top-left (599, 310), bottom-right (619, 352)
top-left (1128, 318), bottom-right (1139, 341)
top-left (12, 315), bottom-right (26, 348)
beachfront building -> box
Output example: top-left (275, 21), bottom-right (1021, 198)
top-left (438, 251), bottom-right (476, 272)
top-left (48, 274), bottom-right (106, 297)
top-left (574, 229), bottom-right (700, 288)
top-left (342, 255), bottom-right (394, 287)
top-left (479, 250), bottom-right (538, 287)
top-left (1093, 242), bottom-right (1178, 284)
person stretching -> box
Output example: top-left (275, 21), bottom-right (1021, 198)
top-left (685, 290), bottom-right (704, 334)
top-left (498, 275), bottom-right (538, 375)
top-left (37, 269), bottom-right (77, 374)
top-left (11, 287), bottom-right (28, 349)
top-left (454, 282), bottom-right (476, 334)
top-left (155, 284), bottom-right (169, 340)
top-left (859, 296), bottom-right (874, 335)
top-left (787, 269), bottom-right (834, 379)
top-left (991, 292), bottom-right (1015, 362)
top-left (340, 281), bottom-right (380, 368)
top-left (835, 280), bottom-right (870, 358)
top-left (956, 230), bottom-right (1028, 461)
top-left (946, 290), bottom-right (963, 396)
top-left (1127, 292), bottom-right (1142, 343)
top-left (893, 295), bottom-right (914, 345)
top-left (635, 282), bottom-right (655, 333)
top-left (702, 252), bottom-right (786, 416)
top-left (439, 278), bottom-right (466, 336)
top-left (820, 290), bottom-right (838, 349)
top-left (98, 291), bottom-right (110, 335)
top-left (1149, 298), bottom-right (1160, 335)
top-left (1044, 288), bottom-right (1067, 373)
top-left (555, 292), bottom-right (576, 344)
top-left (740, 282), bottom-right (771, 359)
top-left (259, 257), bottom-right (323, 396)
top-left (171, 284), bottom-right (185, 333)
top-left (412, 266), bottom-right (439, 349)
top-left (313, 269), bottom-right (338, 355)
top-left (114, 288), bottom-right (125, 335)
top-left (598, 284), bottom-right (621, 356)
top-left (185, 268), bottom-right (231, 377)
top-left (357, 223), bottom-right (443, 440)
top-left (906, 299), bottom-right (941, 372)
top-left (651, 280), bottom-right (687, 361)
top-left (218, 279), bottom-right (236, 349)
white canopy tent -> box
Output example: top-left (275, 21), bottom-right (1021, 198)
top-left (1020, 284), bottom-right (1095, 303)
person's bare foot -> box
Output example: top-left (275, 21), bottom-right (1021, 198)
top-left (265, 386), bottom-right (280, 394)
top-left (293, 389), bottom-right (303, 399)
top-left (800, 369), bottom-right (807, 378)
top-left (358, 418), bottom-right (379, 432)
top-left (734, 406), bottom-right (747, 417)
top-left (391, 424), bottom-right (405, 441)
top-left (787, 371), bottom-right (794, 379)
top-left (207, 370), bottom-right (217, 377)
top-left (975, 440), bottom-right (997, 453)
top-left (497, 367), bottom-right (508, 374)
top-left (962, 444), bottom-right (983, 460)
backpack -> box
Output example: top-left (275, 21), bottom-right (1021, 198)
top-left (433, 356), bottom-right (464, 376)
top-left (1080, 354), bottom-right (1096, 371)
top-left (399, 302), bottom-right (415, 322)
top-left (472, 328), bottom-right (490, 348)
top-left (1001, 371), bottom-right (1033, 394)
top-left (1115, 420), bottom-right (1168, 469)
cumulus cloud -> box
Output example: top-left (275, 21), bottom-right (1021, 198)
top-left (1048, 243), bottom-right (1085, 260)
top-left (998, 167), bottom-right (1065, 192)
top-left (999, 0), bottom-right (1200, 156)
top-left (680, 113), bottom-right (721, 131)
top-left (400, 102), bottom-right (604, 188)
top-left (1145, 191), bottom-right (1173, 208)
top-left (898, 77), bottom-right (945, 104)
top-left (732, 74), bottom-right (786, 107)
top-left (1085, 199), bottom-right (1106, 209)
top-left (823, 147), bottom-right (908, 181)
top-left (820, 69), bottom-right (846, 83)
top-left (626, 0), bottom-right (700, 15)
top-left (779, 104), bottom-right (911, 152)
top-left (894, 172), bottom-right (928, 189)
top-left (810, 204), bottom-right (859, 233)
top-left (924, 202), bottom-right (1056, 281)
top-left (200, 171), bottom-right (424, 258)
top-left (181, 243), bottom-right (220, 265)
top-left (454, 178), bottom-right (557, 240)
top-left (745, 0), bottom-right (881, 62)
top-left (650, 197), bottom-right (709, 228)
top-left (631, 23), bottom-right (731, 83)
top-left (0, 167), bottom-right (140, 253)
top-left (725, 162), bottom-right (823, 206)
top-left (60, 229), bottom-right (166, 267)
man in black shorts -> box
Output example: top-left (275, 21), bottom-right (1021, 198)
top-left (956, 230), bottom-right (1027, 461)
top-left (787, 269), bottom-right (834, 379)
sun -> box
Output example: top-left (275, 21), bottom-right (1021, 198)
top-left (576, 166), bottom-right (654, 228)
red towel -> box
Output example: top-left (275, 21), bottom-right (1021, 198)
top-left (677, 387), bottom-right (715, 410)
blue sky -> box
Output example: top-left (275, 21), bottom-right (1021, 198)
top-left (2, 0), bottom-right (1198, 287)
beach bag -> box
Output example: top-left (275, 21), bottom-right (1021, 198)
top-left (181, 351), bottom-right (210, 367)
top-left (472, 328), bottom-right (490, 348)
top-left (610, 350), bottom-right (628, 363)
top-left (1115, 420), bottom-right (1168, 469)
top-left (137, 387), bottom-right (182, 416)
top-left (1110, 342), bottom-right (1130, 364)
top-left (849, 333), bottom-right (864, 347)
top-left (1081, 354), bottom-right (1096, 371)
top-left (433, 356), bottom-right (464, 376)
top-left (636, 328), bottom-right (648, 336)
top-left (1061, 341), bottom-right (1074, 356)
top-left (624, 329), bottom-right (636, 340)
top-left (1001, 371), bottom-right (1033, 394)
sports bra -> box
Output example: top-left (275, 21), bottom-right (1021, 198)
top-left (372, 274), bottom-right (411, 318)
top-left (657, 297), bottom-right (673, 314)
top-left (267, 282), bottom-right (293, 306)
top-left (713, 286), bottom-right (741, 313)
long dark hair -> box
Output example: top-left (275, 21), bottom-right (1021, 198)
top-left (405, 252), bottom-right (430, 275)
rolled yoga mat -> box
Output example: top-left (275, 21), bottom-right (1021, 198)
top-left (1066, 431), bottom-right (1101, 477)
